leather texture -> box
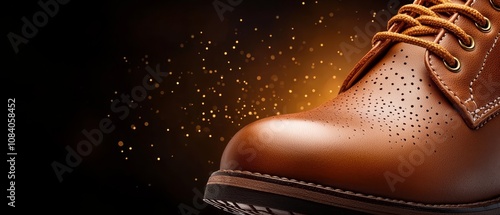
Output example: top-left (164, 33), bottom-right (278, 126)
top-left (219, 0), bottom-right (500, 206)
top-left (427, 0), bottom-right (500, 128)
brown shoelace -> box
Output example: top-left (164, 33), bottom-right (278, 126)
top-left (373, 0), bottom-right (490, 69)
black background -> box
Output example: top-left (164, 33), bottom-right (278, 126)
top-left (4, 0), bottom-right (411, 214)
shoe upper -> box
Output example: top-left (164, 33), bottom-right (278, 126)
top-left (219, 0), bottom-right (500, 204)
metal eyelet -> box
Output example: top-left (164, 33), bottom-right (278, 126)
top-left (444, 57), bottom-right (461, 72)
top-left (490, 0), bottom-right (500, 11)
top-left (475, 17), bottom-right (491, 33)
top-left (458, 35), bottom-right (475, 51)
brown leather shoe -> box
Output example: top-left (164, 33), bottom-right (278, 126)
top-left (203, 0), bottom-right (500, 214)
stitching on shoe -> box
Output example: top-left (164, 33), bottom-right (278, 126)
top-left (219, 169), bottom-right (500, 208)
top-left (477, 111), bottom-right (500, 129)
top-left (427, 12), bottom-right (469, 119)
top-left (428, 5), bottom-right (499, 126)
top-left (468, 33), bottom-right (500, 121)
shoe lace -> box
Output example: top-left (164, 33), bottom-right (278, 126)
top-left (372, 0), bottom-right (490, 69)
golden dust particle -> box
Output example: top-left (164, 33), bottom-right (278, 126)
top-left (125, 157), bottom-right (128, 160)
top-left (150, 144), bottom-right (154, 147)
top-left (333, 75), bottom-right (337, 79)
top-left (144, 122), bottom-right (149, 126)
top-left (329, 12), bottom-right (334, 17)
top-left (271, 75), bottom-right (278, 81)
top-left (131, 124), bottom-right (136, 130)
top-left (289, 46), bottom-right (293, 50)
top-left (157, 157), bottom-right (161, 161)
top-left (275, 15), bottom-right (280, 19)
top-left (254, 27), bottom-right (258, 31)
top-left (120, 150), bottom-right (124, 153)
top-left (239, 18), bottom-right (243, 22)
top-left (270, 55), bottom-right (276, 60)
top-left (302, 1), bottom-right (305, 5)
top-left (180, 43), bottom-right (184, 48)
top-left (220, 137), bottom-right (225, 142)
top-left (309, 47), bottom-right (314, 52)
top-left (128, 147), bottom-right (132, 150)
top-left (246, 53), bottom-right (252, 58)
top-left (256, 75), bottom-right (261, 81)
top-left (186, 134), bottom-right (190, 137)
top-left (194, 178), bottom-right (198, 181)
top-left (118, 141), bottom-right (124, 147)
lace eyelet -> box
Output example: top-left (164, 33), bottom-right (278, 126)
top-left (475, 17), bottom-right (491, 33)
top-left (458, 35), bottom-right (475, 51)
top-left (490, 0), bottom-right (500, 11)
top-left (444, 57), bottom-right (461, 72)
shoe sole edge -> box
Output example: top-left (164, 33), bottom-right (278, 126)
top-left (203, 170), bottom-right (500, 215)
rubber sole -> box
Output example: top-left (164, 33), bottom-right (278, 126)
top-left (203, 170), bottom-right (500, 215)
